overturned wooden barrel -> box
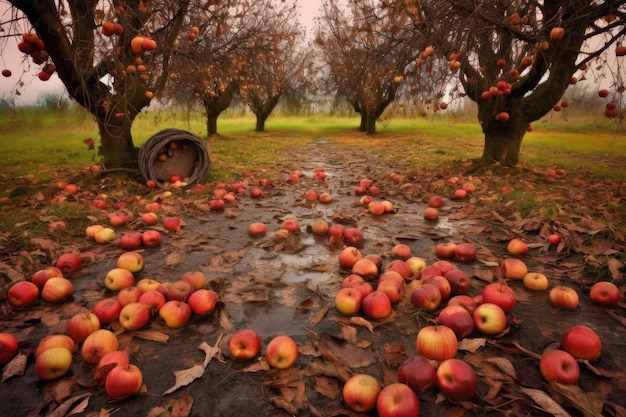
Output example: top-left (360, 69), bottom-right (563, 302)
top-left (138, 128), bottom-right (210, 188)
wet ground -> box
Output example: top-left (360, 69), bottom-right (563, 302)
top-left (1, 139), bottom-right (625, 417)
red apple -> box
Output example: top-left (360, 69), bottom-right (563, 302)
top-left (104, 268), bottom-right (134, 291)
top-left (376, 383), bottom-right (420, 417)
top-left (248, 222), bottom-right (267, 236)
top-left (138, 290), bottom-right (166, 315)
top-left (376, 278), bottom-right (404, 304)
top-left (419, 264), bottom-right (442, 279)
top-left (335, 287), bottom-right (364, 316)
top-left (436, 358), bottom-right (478, 401)
top-left (120, 231), bottom-right (143, 251)
top-left (561, 325), bottom-right (602, 361)
top-left (482, 282), bottom-right (516, 313)
top-left (437, 305), bottom-right (474, 340)
top-left (188, 289), bottom-right (219, 316)
top-left (472, 303), bottom-right (507, 335)
top-left (589, 281), bottom-right (620, 306)
top-left (365, 254), bottom-right (383, 271)
top-left (405, 257), bottom-right (427, 276)
top-left (423, 207), bottom-right (439, 221)
top-left (119, 302), bottom-right (151, 330)
top-left (35, 334), bottom-right (75, 359)
top-left (548, 234), bottom-right (561, 245)
top-left (416, 325), bottom-right (458, 361)
top-left (66, 312), bottom-right (101, 343)
top-left (109, 212), bottom-right (128, 227)
top-left (328, 223), bottom-right (346, 239)
top-left (163, 216), bottom-right (182, 232)
top-left (368, 201), bottom-right (386, 215)
top-left (34, 347), bottom-right (73, 380)
top-left (385, 259), bottom-right (412, 279)
top-left (507, 238), bottom-right (528, 255)
top-left (116, 251), bottom-right (144, 274)
top-left (142, 212), bottom-right (159, 225)
top-left (396, 354), bottom-right (437, 394)
top-left (410, 283), bottom-right (441, 311)
top-left (0, 333), bottom-right (19, 365)
top-left (31, 266), bottom-right (64, 289)
top-left (361, 290), bottom-right (392, 319)
top-left (539, 349), bottom-right (580, 385)
top-left (164, 280), bottom-right (194, 302)
top-left (428, 196), bottom-right (443, 208)
top-left (159, 300), bottom-right (192, 328)
top-left (55, 252), bottom-right (82, 274)
top-left (105, 364), bottom-right (143, 399)
top-left (453, 188), bottom-right (467, 200)
top-left (265, 335), bottom-right (298, 369)
top-left (117, 286), bottom-right (144, 306)
top-left (41, 277), bottom-right (74, 303)
top-left (352, 258), bottom-right (379, 279)
top-left (343, 228), bottom-right (364, 246)
top-left (280, 218), bottom-right (300, 233)
top-left (391, 244), bottom-right (411, 259)
top-left (523, 272), bottom-right (549, 291)
top-left (435, 242), bottom-right (457, 258)
top-left (342, 373), bottom-right (382, 412)
top-left (421, 275), bottom-right (451, 300)
top-left (549, 286), bottom-right (579, 309)
top-left (444, 269), bottom-right (470, 295)
top-left (141, 230), bottom-right (162, 247)
top-left (229, 329), bottom-right (262, 360)
top-left (96, 350), bottom-right (130, 381)
top-left (378, 271), bottom-right (405, 287)
top-left (81, 329), bottom-right (119, 364)
top-left (432, 260), bottom-right (454, 275)
top-left (500, 258), bottom-right (528, 280)
top-left (454, 242), bottom-right (477, 262)
top-left (338, 246), bottom-right (363, 269)
top-left (92, 297), bottom-right (123, 324)
top-left (447, 295), bottom-right (478, 315)
top-left (7, 281), bottom-right (39, 306)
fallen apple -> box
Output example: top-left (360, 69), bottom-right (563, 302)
top-left (7, 281), bottom-right (40, 306)
top-left (437, 305), bottom-right (474, 340)
top-left (561, 324), bottom-right (602, 361)
top-left (66, 312), bottom-right (101, 343)
top-left (342, 373), bottom-right (382, 413)
top-left (539, 349), bottom-right (579, 385)
top-left (549, 286), bottom-right (579, 310)
top-left (119, 302), bottom-right (151, 330)
top-left (159, 300), bottom-right (192, 328)
top-left (396, 354), bottom-right (437, 394)
top-left (436, 358), bottom-right (478, 401)
top-left (376, 383), bottom-right (420, 417)
top-left (265, 335), bottom-right (298, 369)
top-left (34, 334), bottom-right (75, 359)
top-left (55, 252), bottom-right (82, 274)
top-left (335, 287), bottom-right (364, 316)
top-left (34, 346), bottom-right (73, 380)
top-left (81, 329), bottom-right (119, 364)
top-left (473, 302), bottom-right (507, 335)
top-left (362, 290), bottom-right (392, 319)
top-left (523, 272), bottom-right (549, 291)
top-left (410, 283), bottom-right (441, 311)
top-left (0, 333), bottom-right (19, 365)
top-left (116, 251), bottom-right (144, 274)
top-left (92, 297), bottom-right (123, 324)
top-left (104, 268), bottom-right (134, 291)
top-left (105, 363), bottom-right (143, 400)
top-left (188, 288), bottom-right (219, 316)
top-left (41, 277), bottom-right (74, 303)
top-left (416, 325), bottom-right (458, 361)
top-left (589, 281), bottom-right (620, 306)
top-left (229, 329), bottom-right (262, 360)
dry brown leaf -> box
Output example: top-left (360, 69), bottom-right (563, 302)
top-left (458, 337), bottom-right (487, 352)
top-left (47, 393), bottom-right (92, 417)
top-left (308, 303), bottom-right (331, 326)
top-left (2, 351), bottom-right (27, 382)
top-left (608, 258), bottom-right (625, 280)
top-left (165, 251), bottom-right (183, 266)
top-left (313, 375), bottom-right (341, 399)
top-left (134, 330), bottom-right (170, 344)
top-left (521, 387), bottom-right (572, 417)
top-left (147, 391), bottom-right (194, 417)
top-left (483, 357), bottom-right (518, 379)
top-left (349, 316), bottom-right (375, 334)
top-left (547, 381), bottom-right (605, 417)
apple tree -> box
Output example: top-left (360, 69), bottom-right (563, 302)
top-left (393, 0), bottom-right (626, 168)
top-left (0, 0), bottom-right (198, 169)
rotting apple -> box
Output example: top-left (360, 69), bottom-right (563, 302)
top-left (92, 297), bottom-right (123, 324)
top-left (416, 325), bottom-right (458, 361)
top-left (342, 373), bottom-right (382, 413)
top-left (229, 329), bottom-right (262, 360)
top-left (265, 335), bottom-right (298, 369)
top-left (396, 354), bottom-right (437, 394)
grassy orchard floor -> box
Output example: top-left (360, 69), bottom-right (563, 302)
top-left (0, 110), bottom-right (625, 416)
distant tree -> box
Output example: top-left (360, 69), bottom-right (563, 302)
top-left (394, 0), bottom-right (626, 168)
top-left (1, 0), bottom-right (197, 169)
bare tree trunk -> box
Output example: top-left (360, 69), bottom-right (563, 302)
top-left (207, 115), bottom-right (218, 136)
top-left (97, 117), bottom-right (137, 169)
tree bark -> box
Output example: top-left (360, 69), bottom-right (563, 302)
top-left (97, 116), bottom-right (137, 169)
top-left (207, 115), bottom-right (219, 136)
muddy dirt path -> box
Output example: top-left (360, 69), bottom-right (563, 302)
top-left (1, 140), bottom-right (625, 417)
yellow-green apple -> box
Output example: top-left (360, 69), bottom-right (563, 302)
top-left (500, 258), bottom-right (528, 279)
top-left (342, 373), bottom-right (382, 412)
top-left (352, 258), bottom-right (379, 279)
top-left (104, 268), bottom-right (134, 291)
top-left (376, 383), bottom-right (420, 417)
top-left (34, 347), bottom-right (73, 380)
top-left (265, 335), bottom-right (298, 369)
top-left (421, 275), bottom-right (451, 299)
top-left (561, 325), bottom-right (602, 361)
top-left (385, 259), bottom-right (412, 279)
top-left (549, 286), bottom-right (579, 309)
top-left (142, 212), bottom-right (159, 225)
top-left (444, 269), bottom-right (470, 295)
top-left (523, 272), bottom-right (549, 291)
top-left (41, 277), bottom-right (74, 303)
top-left (396, 354), bottom-right (437, 394)
top-left (416, 325), bottom-right (458, 361)
top-left (55, 252), bottom-right (82, 274)
top-left (136, 278), bottom-right (161, 292)
top-left (85, 224), bottom-right (104, 239)
top-left (96, 350), bottom-right (130, 381)
top-left (81, 329), bottom-right (119, 364)
top-left (35, 334), bottom-right (75, 359)
top-left (447, 295), bottom-right (478, 315)
top-left (120, 231), bottom-right (143, 251)
top-left (454, 242), bottom-right (477, 262)
top-left (423, 207), bottom-right (439, 221)
top-left (507, 238), bottom-right (528, 255)
top-left (405, 257), bottom-right (426, 276)
top-left (248, 222), bottom-right (267, 236)
top-left (343, 228), bottom-right (364, 246)
top-left (391, 244), bottom-right (412, 259)
top-left (180, 271), bottom-right (207, 291)
top-left (105, 363), bottom-right (143, 399)
top-left (92, 297), bottom-right (123, 324)
top-left (539, 349), bottom-right (580, 384)
top-left (410, 283), bottom-right (441, 311)
top-left (31, 266), bottom-right (64, 289)
top-left (119, 302), bottom-right (151, 330)
top-left (188, 289), bottom-right (219, 316)
top-left (280, 218), bottom-right (300, 233)
top-left (437, 305), bottom-right (474, 340)
top-left (159, 300), bottom-right (192, 328)
top-left (141, 230), bottom-right (161, 247)
top-left (428, 195), bottom-right (443, 208)
top-left (116, 283), bottom-right (143, 305)
top-left (228, 329), bottom-right (262, 360)
top-left (436, 358), bottom-right (478, 401)
top-left (116, 251), bottom-right (144, 274)
top-left (7, 281), bottom-right (39, 306)
top-left (0, 333), bottom-right (19, 365)
top-left (66, 312), bottom-right (101, 343)
top-left (472, 303), bottom-right (507, 335)
top-left (589, 281), bottom-right (620, 306)
top-left (376, 278), bottom-right (404, 304)
top-left (335, 287), bottom-right (364, 316)
top-left (163, 216), bottom-right (182, 232)
top-left (482, 282), bottom-right (516, 313)
top-left (138, 290), bottom-right (166, 315)
top-left (435, 242), bottom-right (457, 258)
top-left (338, 246), bottom-right (363, 269)
top-left (362, 290), bottom-right (392, 319)
top-left (94, 227), bottom-right (116, 244)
